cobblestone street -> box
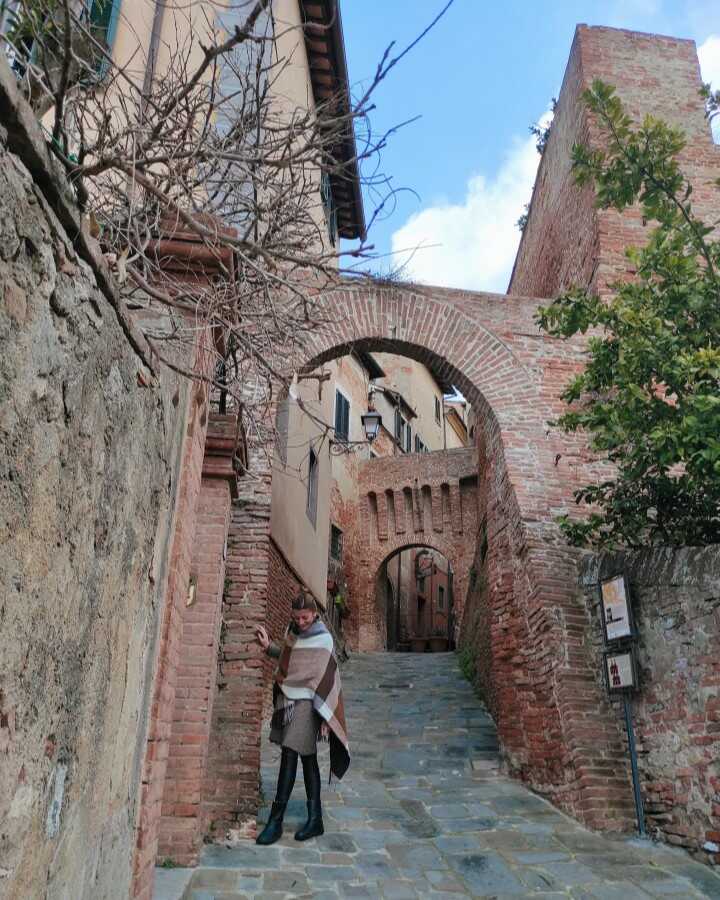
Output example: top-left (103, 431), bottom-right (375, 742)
top-left (161, 653), bottom-right (720, 899)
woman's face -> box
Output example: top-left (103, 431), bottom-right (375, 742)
top-left (292, 609), bottom-right (316, 632)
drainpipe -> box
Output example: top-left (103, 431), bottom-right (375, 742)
top-left (142, 0), bottom-right (165, 107)
top-left (442, 400), bottom-right (447, 451)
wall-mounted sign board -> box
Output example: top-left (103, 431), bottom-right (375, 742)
top-left (604, 648), bottom-right (638, 692)
top-left (600, 573), bottom-right (634, 643)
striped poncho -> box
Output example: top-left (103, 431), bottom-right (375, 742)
top-left (272, 620), bottom-right (350, 780)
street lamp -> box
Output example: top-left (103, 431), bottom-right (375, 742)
top-left (330, 406), bottom-right (383, 454)
top-left (360, 409), bottom-right (382, 443)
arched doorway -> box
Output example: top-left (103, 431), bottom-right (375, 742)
top-left (379, 545), bottom-right (455, 653)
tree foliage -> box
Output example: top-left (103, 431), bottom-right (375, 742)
top-left (537, 79), bottom-right (720, 548)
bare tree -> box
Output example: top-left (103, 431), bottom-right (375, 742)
top-left (1, 0), bottom-right (453, 470)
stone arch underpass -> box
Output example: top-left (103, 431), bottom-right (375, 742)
top-left (132, 25), bottom-right (720, 890)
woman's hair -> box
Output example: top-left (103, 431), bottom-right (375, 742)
top-left (291, 590), bottom-right (317, 613)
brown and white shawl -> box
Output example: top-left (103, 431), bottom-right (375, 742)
top-left (272, 620), bottom-right (350, 780)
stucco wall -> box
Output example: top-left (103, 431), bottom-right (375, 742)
top-left (0, 138), bottom-right (187, 897)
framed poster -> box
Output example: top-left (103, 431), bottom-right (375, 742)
top-left (600, 573), bottom-right (634, 643)
top-left (604, 648), bottom-right (638, 692)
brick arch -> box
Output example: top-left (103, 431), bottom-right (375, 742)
top-left (372, 534), bottom-right (464, 581)
top-left (206, 282), bottom-right (634, 849)
top-left (373, 540), bottom-right (461, 650)
top-left (283, 283), bottom-right (634, 833)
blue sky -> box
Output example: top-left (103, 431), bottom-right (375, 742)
top-left (340, 0), bottom-right (720, 292)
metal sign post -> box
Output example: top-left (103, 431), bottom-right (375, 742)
top-left (623, 694), bottom-right (646, 836)
top-left (599, 574), bottom-right (645, 836)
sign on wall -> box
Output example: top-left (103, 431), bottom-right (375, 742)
top-left (600, 574), bottom-right (634, 643)
top-left (604, 648), bottom-right (638, 692)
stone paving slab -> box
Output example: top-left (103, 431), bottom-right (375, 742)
top-left (158, 652), bottom-right (720, 899)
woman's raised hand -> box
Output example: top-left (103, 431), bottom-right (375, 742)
top-left (255, 625), bottom-right (270, 650)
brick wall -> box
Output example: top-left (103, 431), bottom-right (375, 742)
top-left (157, 413), bottom-right (238, 865)
top-left (349, 448), bottom-right (479, 651)
top-left (580, 548), bottom-right (720, 864)
top-left (203, 434), bottom-right (274, 842)
top-left (509, 25), bottom-right (719, 299)
top-left (132, 380), bottom-right (209, 899)
top-left (460, 432), bottom-right (635, 830)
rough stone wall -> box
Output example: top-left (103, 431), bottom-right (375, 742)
top-left (0, 141), bottom-right (187, 898)
top-left (509, 26), bottom-right (720, 299)
top-left (579, 548), bottom-right (720, 864)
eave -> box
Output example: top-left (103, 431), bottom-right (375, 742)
top-left (299, 0), bottom-right (366, 241)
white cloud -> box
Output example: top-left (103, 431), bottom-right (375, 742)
top-left (698, 34), bottom-right (720, 142)
top-left (389, 114), bottom-right (551, 294)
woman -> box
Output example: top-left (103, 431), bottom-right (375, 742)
top-left (254, 591), bottom-right (350, 845)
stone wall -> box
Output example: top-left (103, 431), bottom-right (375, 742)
top-left (579, 548), bottom-right (720, 865)
top-left (0, 122), bottom-right (188, 898)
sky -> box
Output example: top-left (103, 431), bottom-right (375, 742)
top-left (339, 0), bottom-right (720, 294)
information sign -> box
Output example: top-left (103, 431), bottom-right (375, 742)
top-left (604, 648), bottom-right (638, 692)
top-left (600, 574), bottom-right (634, 643)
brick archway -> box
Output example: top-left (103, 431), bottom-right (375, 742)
top-left (371, 538), bottom-right (463, 649)
top-left (274, 283), bottom-right (635, 831)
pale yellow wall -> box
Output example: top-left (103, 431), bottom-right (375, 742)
top-left (371, 355), bottom-right (466, 452)
top-left (269, 351), bottom-right (373, 601)
top-left (270, 368), bottom-right (334, 602)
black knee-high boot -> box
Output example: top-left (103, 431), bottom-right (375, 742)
top-left (295, 754), bottom-right (324, 841)
top-left (256, 747), bottom-right (298, 845)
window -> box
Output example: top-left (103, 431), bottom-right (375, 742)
top-left (306, 449), bottom-right (318, 526)
top-left (4, 0), bottom-right (122, 78)
top-left (330, 525), bottom-right (343, 561)
top-left (438, 585), bottom-right (445, 610)
top-left (434, 396), bottom-right (441, 424)
top-left (88, 0), bottom-right (122, 75)
top-left (394, 408), bottom-right (403, 444)
top-left (320, 171), bottom-right (338, 245)
top-left (334, 389), bottom-right (350, 442)
top-left (417, 575), bottom-right (426, 596)
top-left (405, 422), bottom-right (412, 453)
top-left (414, 435), bottom-right (426, 454)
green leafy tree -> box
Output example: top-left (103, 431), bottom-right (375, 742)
top-left (537, 80), bottom-right (720, 549)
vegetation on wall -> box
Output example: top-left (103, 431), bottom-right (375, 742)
top-left (537, 80), bottom-right (720, 548)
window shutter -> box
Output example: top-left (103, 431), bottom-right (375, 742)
top-left (335, 390), bottom-right (349, 442)
top-left (342, 395), bottom-right (350, 441)
top-left (405, 423), bottom-right (412, 453)
top-left (306, 449), bottom-right (318, 526)
top-left (91, 0), bottom-right (122, 77)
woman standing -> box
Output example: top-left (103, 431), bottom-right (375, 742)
top-left (254, 591), bottom-right (350, 845)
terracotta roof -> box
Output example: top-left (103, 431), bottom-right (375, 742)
top-left (300, 0), bottom-right (366, 240)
